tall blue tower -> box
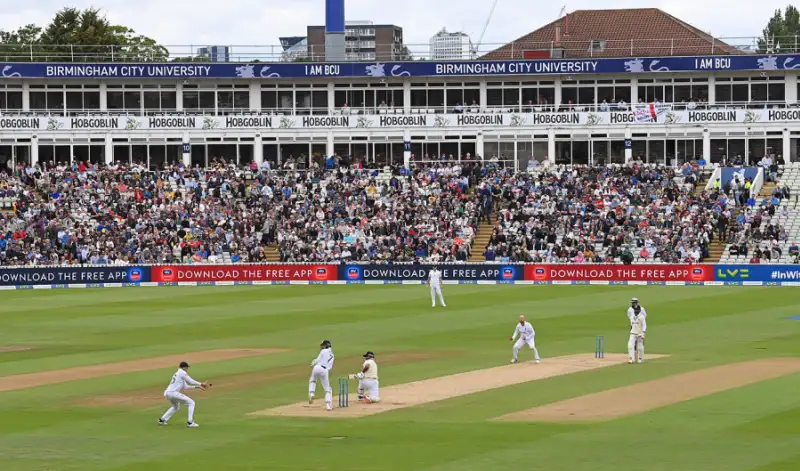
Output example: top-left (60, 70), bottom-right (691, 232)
top-left (325, 0), bottom-right (346, 61)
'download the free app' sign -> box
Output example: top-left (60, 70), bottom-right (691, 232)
top-left (149, 265), bottom-right (337, 283)
top-left (524, 264), bottom-right (714, 282)
top-left (0, 266), bottom-right (149, 286)
top-left (339, 264), bottom-right (523, 282)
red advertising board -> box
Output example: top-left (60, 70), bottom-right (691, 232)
top-left (524, 264), bottom-right (714, 282)
top-left (151, 265), bottom-right (337, 283)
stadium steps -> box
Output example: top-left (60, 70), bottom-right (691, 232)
top-left (693, 178), bottom-right (709, 196)
top-left (468, 216), bottom-right (496, 262)
top-left (264, 244), bottom-right (281, 262)
top-left (758, 181), bottom-right (776, 199)
top-left (707, 240), bottom-right (727, 263)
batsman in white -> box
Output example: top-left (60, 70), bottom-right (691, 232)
top-left (427, 266), bottom-right (446, 307)
top-left (158, 361), bottom-right (210, 428)
top-left (509, 315), bottom-right (541, 363)
top-left (627, 297), bottom-right (647, 363)
top-left (309, 339), bottom-right (335, 410)
top-left (349, 351), bottom-right (380, 403)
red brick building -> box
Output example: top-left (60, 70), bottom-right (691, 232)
top-left (482, 8), bottom-right (742, 60)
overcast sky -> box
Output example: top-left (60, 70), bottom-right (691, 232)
top-left (0, 0), bottom-right (789, 57)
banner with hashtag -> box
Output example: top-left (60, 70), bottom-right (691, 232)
top-left (714, 265), bottom-right (800, 284)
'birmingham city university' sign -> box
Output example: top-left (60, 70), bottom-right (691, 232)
top-left (2, 108), bottom-right (800, 131)
top-left (1, 54), bottom-right (800, 79)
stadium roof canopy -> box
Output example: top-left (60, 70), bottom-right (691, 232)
top-left (481, 8), bottom-right (742, 60)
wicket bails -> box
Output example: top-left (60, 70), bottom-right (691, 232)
top-left (337, 377), bottom-right (349, 408)
top-left (595, 335), bottom-right (605, 359)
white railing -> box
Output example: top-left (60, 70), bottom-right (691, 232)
top-left (751, 167), bottom-right (765, 197)
top-left (0, 36), bottom-right (798, 62)
top-left (706, 167), bottom-right (722, 191)
top-left (6, 101), bottom-right (796, 118)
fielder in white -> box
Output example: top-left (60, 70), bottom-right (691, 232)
top-left (509, 315), bottom-right (541, 363)
top-left (349, 351), bottom-right (380, 403)
top-left (627, 298), bottom-right (647, 363)
top-left (428, 266), bottom-right (446, 307)
top-left (158, 361), bottom-right (209, 428)
top-left (309, 339), bottom-right (335, 410)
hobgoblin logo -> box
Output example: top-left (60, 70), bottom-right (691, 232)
top-left (302, 116), bottom-right (349, 127)
top-left (71, 117), bottom-right (119, 128)
top-left (610, 112), bottom-right (636, 124)
top-left (0, 117), bottom-right (40, 129)
top-left (531, 113), bottom-right (579, 125)
top-left (456, 114), bottom-right (503, 126)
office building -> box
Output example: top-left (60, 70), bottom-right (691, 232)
top-left (197, 46), bottom-right (230, 62)
top-left (307, 21), bottom-right (404, 61)
top-left (430, 28), bottom-right (472, 60)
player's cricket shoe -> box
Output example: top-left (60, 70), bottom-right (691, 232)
top-left (535, 359), bottom-right (541, 364)
top-left (637, 360), bottom-right (644, 364)
top-left (187, 422), bottom-right (199, 428)
top-left (157, 419), bottom-right (167, 426)
top-left (308, 395), bottom-right (314, 404)
top-left (326, 404), bottom-right (333, 411)
top-left (510, 359), bottom-right (518, 363)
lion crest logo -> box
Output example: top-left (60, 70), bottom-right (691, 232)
top-left (235, 64), bottom-right (256, 78)
top-left (624, 59), bottom-right (645, 73)
top-left (757, 56), bottom-right (778, 70)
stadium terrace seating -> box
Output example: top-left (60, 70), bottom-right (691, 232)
top-left (481, 163), bottom-right (716, 264)
top-left (717, 163), bottom-right (800, 265)
top-left (0, 161), bottom-right (797, 266)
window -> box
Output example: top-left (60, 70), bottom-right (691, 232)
top-left (588, 40), bottom-right (606, 53)
top-left (141, 85), bottom-right (177, 112)
top-left (487, 82), bottom-right (523, 110)
top-left (107, 85), bottom-right (143, 112)
top-left (0, 86), bottom-right (23, 110)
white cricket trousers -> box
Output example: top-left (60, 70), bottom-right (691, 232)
top-left (628, 334), bottom-right (644, 362)
top-left (358, 378), bottom-right (380, 402)
top-left (309, 365), bottom-right (332, 406)
top-left (512, 337), bottom-right (541, 361)
top-left (431, 284), bottom-right (446, 306)
top-left (161, 391), bottom-right (195, 423)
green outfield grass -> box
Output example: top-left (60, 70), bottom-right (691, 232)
top-left (1, 285), bottom-right (799, 471)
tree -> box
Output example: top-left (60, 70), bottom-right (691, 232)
top-left (0, 7), bottom-right (168, 62)
top-left (0, 24), bottom-right (42, 61)
top-left (758, 6), bottom-right (800, 53)
top-left (395, 45), bottom-right (413, 61)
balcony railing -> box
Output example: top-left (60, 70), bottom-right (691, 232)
top-left (4, 101), bottom-right (794, 118)
top-left (0, 36), bottom-right (796, 63)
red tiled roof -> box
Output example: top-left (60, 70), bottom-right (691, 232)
top-left (482, 8), bottom-right (741, 60)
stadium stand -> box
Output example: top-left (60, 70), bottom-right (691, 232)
top-left (717, 163), bottom-right (799, 265)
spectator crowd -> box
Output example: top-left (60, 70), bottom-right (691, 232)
top-left (0, 157), bottom-right (796, 266)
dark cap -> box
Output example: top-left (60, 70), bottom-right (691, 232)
top-left (179, 361), bottom-right (190, 368)
top-left (362, 351), bottom-right (374, 358)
